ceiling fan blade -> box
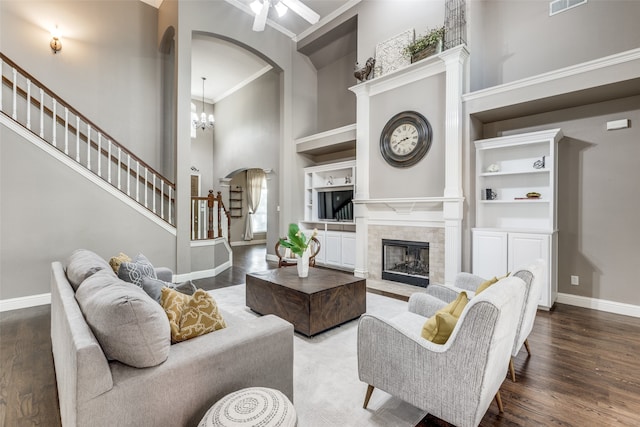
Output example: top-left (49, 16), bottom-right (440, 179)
top-left (280, 0), bottom-right (320, 24)
top-left (252, 1), bottom-right (269, 31)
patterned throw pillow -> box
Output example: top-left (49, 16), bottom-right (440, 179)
top-left (117, 253), bottom-right (157, 287)
top-left (161, 288), bottom-right (226, 343)
top-left (109, 252), bottom-right (132, 274)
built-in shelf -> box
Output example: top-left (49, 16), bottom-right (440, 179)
top-left (295, 124), bottom-right (356, 156)
top-left (479, 169), bottom-right (550, 177)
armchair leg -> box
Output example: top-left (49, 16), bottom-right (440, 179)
top-left (509, 357), bottom-right (516, 382)
top-left (524, 339), bottom-right (531, 355)
top-left (363, 385), bottom-right (375, 409)
top-left (494, 391), bottom-right (504, 413)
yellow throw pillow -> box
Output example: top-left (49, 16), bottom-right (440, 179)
top-left (475, 276), bottom-right (499, 295)
top-left (421, 312), bottom-right (459, 344)
top-left (161, 288), bottom-right (226, 343)
top-left (420, 292), bottom-right (469, 344)
top-left (109, 252), bottom-right (131, 273)
top-left (439, 291), bottom-right (469, 318)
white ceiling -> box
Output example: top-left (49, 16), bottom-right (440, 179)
top-left (191, 35), bottom-right (272, 103)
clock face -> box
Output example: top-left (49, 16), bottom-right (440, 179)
top-left (380, 111), bottom-right (432, 168)
top-left (390, 123), bottom-right (420, 156)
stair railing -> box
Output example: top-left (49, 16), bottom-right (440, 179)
top-left (0, 52), bottom-right (175, 226)
top-left (191, 190), bottom-right (231, 242)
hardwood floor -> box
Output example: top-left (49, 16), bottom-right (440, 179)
top-left (1, 245), bottom-right (639, 426)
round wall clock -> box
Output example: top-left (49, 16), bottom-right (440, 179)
top-left (379, 111), bottom-right (432, 168)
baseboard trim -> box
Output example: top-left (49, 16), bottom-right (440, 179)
top-left (230, 239), bottom-right (267, 247)
top-left (0, 293), bottom-right (51, 312)
top-left (557, 293), bottom-right (640, 318)
top-left (174, 260), bottom-right (233, 282)
top-left (265, 254), bottom-right (279, 263)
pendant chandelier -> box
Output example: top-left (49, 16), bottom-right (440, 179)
top-left (193, 77), bottom-right (215, 130)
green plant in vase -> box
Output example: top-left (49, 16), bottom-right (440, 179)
top-left (403, 26), bottom-right (445, 63)
top-left (279, 223), bottom-right (317, 257)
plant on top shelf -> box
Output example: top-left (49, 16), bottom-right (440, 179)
top-left (403, 26), bottom-right (445, 63)
top-left (279, 223), bottom-right (318, 257)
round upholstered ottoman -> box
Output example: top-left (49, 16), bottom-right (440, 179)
top-left (199, 387), bottom-right (297, 427)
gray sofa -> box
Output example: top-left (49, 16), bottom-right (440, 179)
top-left (51, 250), bottom-right (294, 427)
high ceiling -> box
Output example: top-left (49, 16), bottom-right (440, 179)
top-left (191, 35), bottom-right (272, 104)
top-left (142, 0), bottom-right (358, 103)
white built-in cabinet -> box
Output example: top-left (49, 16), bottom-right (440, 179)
top-left (473, 129), bottom-right (563, 309)
top-left (301, 160), bottom-right (356, 271)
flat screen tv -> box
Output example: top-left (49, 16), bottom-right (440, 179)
top-left (318, 190), bottom-right (353, 221)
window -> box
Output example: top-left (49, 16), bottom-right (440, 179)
top-left (252, 178), bottom-right (267, 233)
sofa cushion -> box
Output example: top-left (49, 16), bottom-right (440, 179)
top-left (141, 276), bottom-right (197, 304)
top-left (76, 271), bottom-right (170, 368)
top-left (108, 252), bottom-right (131, 274)
top-left (117, 253), bottom-right (157, 287)
top-left (161, 288), bottom-right (226, 343)
top-left (66, 249), bottom-right (115, 291)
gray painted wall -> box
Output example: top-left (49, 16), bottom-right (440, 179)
top-left (482, 95), bottom-right (640, 305)
top-left (210, 71), bottom-right (280, 251)
top-left (190, 99), bottom-right (215, 192)
top-left (0, 126), bottom-right (176, 300)
top-left (468, 0), bottom-right (640, 91)
top-left (316, 51), bottom-right (357, 132)
top-left (369, 73), bottom-right (447, 198)
top-left (355, 0), bottom-right (444, 65)
top-left (0, 0), bottom-right (167, 175)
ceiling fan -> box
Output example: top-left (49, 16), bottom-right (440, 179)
top-left (249, 0), bottom-right (320, 32)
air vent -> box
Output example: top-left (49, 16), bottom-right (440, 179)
top-left (549, 0), bottom-right (587, 16)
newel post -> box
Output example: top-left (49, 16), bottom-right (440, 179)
top-left (207, 190), bottom-right (215, 239)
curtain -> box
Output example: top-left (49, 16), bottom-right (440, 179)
top-left (244, 168), bottom-right (265, 241)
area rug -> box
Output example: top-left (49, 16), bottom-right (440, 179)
top-left (210, 285), bottom-right (428, 427)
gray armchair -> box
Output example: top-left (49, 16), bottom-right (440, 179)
top-left (409, 260), bottom-right (544, 381)
top-left (358, 276), bottom-right (526, 427)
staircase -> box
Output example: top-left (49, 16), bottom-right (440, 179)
top-left (1, 52), bottom-right (175, 226)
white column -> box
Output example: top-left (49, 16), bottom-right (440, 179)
top-left (440, 45), bottom-right (469, 199)
top-left (349, 83), bottom-right (372, 278)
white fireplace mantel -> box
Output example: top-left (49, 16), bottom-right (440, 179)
top-left (349, 45), bottom-right (469, 284)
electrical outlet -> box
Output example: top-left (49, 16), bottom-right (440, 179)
top-left (570, 275), bottom-right (579, 286)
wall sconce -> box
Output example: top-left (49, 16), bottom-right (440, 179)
top-left (50, 26), bottom-right (62, 54)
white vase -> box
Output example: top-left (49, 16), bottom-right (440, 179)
top-left (297, 248), bottom-right (310, 278)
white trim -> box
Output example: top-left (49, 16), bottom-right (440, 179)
top-left (557, 293), bottom-right (640, 318)
top-left (0, 293), bottom-right (51, 312)
top-left (294, 0), bottom-right (362, 42)
top-left (174, 261), bottom-right (232, 282)
top-left (294, 123), bottom-right (356, 145)
top-left (230, 239), bottom-right (267, 247)
top-left (139, 0), bottom-right (163, 9)
top-left (463, 48), bottom-right (640, 104)
top-left (1, 115), bottom-right (176, 235)
top-left (213, 65), bottom-right (273, 104)
top-left (266, 253), bottom-right (279, 263)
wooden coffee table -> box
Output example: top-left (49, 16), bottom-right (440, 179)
top-left (246, 268), bottom-right (366, 336)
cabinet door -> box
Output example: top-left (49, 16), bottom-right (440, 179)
top-left (472, 230), bottom-right (508, 278)
top-left (507, 232), bottom-right (551, 307)
top-left (314, 231), bottom-right (326, 264)
top-left (324, 231), bottom-right (342, 266)
top-left (341, 233), bottom-right (356, 269)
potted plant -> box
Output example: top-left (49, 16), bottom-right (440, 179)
top-left (279, 224), bottom-right (318, 277)
top-left (403, 26), bottom-right (445, 63)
